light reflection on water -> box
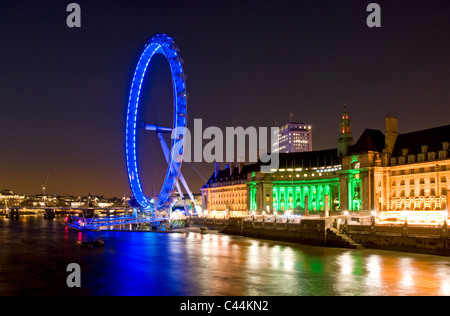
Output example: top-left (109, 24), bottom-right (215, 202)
top-left (1, 217), bottom-right (450, 296)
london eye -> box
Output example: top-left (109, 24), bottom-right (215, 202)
top-left (125, 34), bottom-right (192, 212)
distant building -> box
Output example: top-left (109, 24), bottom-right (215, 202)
top-left (201, 162), bottom-right (253, 217)
top-left (0, 189), bottom-right (25, 206)
top-left (275, 122), bottom-right (312, 153)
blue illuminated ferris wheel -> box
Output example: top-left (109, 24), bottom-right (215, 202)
top-left (125, 34), bottom-right (192, 211)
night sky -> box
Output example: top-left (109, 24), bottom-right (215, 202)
top-left (1, 0), bottom-right (449, 197)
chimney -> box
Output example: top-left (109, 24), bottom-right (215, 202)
top-left (238, 162), bottom-right (245, 174)
top-left (228, 162), bottom-right (233, 176)
top-left (383, 115), bottom-right (398, 154)
top-left (224, 163), bottom-right (231, 176)
top-left (214, 162), bottom-right (221, 178)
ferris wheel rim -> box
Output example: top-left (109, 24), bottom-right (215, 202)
top-left (125, 34), bottom-right (187, 210)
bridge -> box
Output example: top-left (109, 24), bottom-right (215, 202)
top-left (0, 206), bottom-right (129, 219)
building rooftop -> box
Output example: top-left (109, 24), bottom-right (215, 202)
top-left (347, 129), bottom-right (385, 155)
top-left (391, 124), bottom-right (450, 157)
top-left (276, 148), bottom-right (339, 169)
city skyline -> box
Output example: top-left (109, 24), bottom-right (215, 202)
top-left (1, 0), bottom-right (450, 197)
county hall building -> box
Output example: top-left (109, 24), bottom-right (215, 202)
top-left (201, 110), bottom-right (450, 225)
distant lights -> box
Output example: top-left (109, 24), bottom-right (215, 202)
top-left (275, 165), bottom-right (341, 173)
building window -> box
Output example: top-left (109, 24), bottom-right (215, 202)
top-left (442, 188), bottom-right (447, 196)
top-left (410, 179), bottom-right (415, 185)
top-left (410, 190), bottom-right (415, 197)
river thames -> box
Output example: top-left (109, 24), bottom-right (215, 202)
top-left (1, 216), bottom-right (450, 296)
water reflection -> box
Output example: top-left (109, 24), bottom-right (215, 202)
top-left (1, 217), bottom-right (450, 296)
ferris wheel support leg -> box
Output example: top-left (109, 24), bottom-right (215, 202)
top-left (157, 132), bottom-right (192, 216)
top-left (178, 172), bottom-right (196, 212)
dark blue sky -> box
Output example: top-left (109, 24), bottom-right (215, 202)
top-left (1, 0), bottom-right (449, 197)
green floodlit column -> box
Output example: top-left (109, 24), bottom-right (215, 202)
top-left (250, 186), bottom-right (257, 211)
top-left (326, 185), bottom-right (331, 210)
top-left (273, 187), bottom-right (278, 211)
top-left (288, 187), bottom-right (293, 210)
top-left (293, 186), bottom-right (297, 210)
top-left (312, 186), bottom-right (317, 211)
top-left (278, 186), bottom-right (285, 211)
top-left (296, 186), bottom-right (301, 210)
top-left (319, 186), bottom-right (324, 210)
top-left (304, 186), bottom-right (307, 211)
top-left (276, 186), bottom-right (279, 211)
top-left (349, 179), bottom-right (356, 211)
top-left (304, 186), bottom-right (309, 211)
top-left (277, 186), bottom-right (281, 211)
top-left (348, 172), bottom-right (362, 211)
top-left (348, 178), bottom-right (352, 211)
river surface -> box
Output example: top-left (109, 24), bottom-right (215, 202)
top-left (1, 216), bottom-right (450, 296)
